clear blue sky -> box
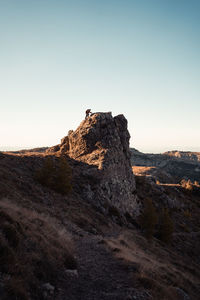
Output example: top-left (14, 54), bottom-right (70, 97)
top-left (1, 0), bottom-right (200, 153)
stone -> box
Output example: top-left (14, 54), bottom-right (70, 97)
top-left (42, 282), bottom-right (55, 292)
top-left (64, 269), bottom-right (79, 278)
top-left (42, 283), bottom-right (55, 298)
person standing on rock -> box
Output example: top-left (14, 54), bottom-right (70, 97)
top-left (85, 109), bottom-right (91, 119)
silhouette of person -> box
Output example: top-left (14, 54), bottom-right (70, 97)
top-left (85, 109), bottom-right (91, 119)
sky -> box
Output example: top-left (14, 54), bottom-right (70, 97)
top-left (0, 0), bottom-right (200, 153)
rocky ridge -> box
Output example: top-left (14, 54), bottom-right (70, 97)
top-left (164, 150), bottom-right (200, 162)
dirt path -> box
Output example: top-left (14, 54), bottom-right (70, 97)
top-left (57, 234), bottom-right (150, 300)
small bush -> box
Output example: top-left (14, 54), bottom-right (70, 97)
top-left (180, 179), bottom-right (187, 187)
top-left (185, 180), bottom-right (193, 191)
top-left (35, 155), bottom-right (72, 195)
top-left (2, 224), bottom-right (20, 248)
top-left (180, 179), bottom-right (193, 191)
top-left (53, 156), bottom-right (72, 194)
top-left (35, 157), bottom-right (55, 186)
top-left (183, 209), bottom-right (192, 218)
top-left (140, 199), bottom-right (158, 240)
top-left (108, 205), bottom-right (121, 218)
top-left (158, 208), bottom-right (174, 244)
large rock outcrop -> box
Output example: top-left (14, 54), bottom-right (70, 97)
top-left (49, 112), bottom-right (140, 216)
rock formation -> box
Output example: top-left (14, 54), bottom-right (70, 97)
top-left (49, 112), bottom-right (140, 217)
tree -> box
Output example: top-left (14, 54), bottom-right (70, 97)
top-left (53, 156), bottom-right (72, 195)
top-left (35, 156), bottom-right (72, 195)
top-left (140, 199), bottom-right (158, 240)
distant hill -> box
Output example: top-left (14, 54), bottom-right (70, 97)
top-left (130, 148), bottom-right (200, 184)
top-left (164, 150), bottom-right (200, 162)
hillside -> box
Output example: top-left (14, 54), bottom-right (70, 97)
top-left (0, 113), bottom-right (200, 300)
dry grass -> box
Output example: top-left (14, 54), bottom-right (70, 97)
top-left (105, 230), bottom-right (200, 300)
top-left (0, 199), bottom-right (77, 300)
top-left (132, 166), bottom-right (156, 176)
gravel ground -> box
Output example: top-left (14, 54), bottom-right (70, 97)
top-left (57, 233), bottom-right (151, 300)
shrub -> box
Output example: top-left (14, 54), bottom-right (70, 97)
top-left (35, 157), bottom-right (55, 187)
top-left (183, 209), bottom-right (192, 218)
top-left (140, 199), bottom-right (158, 240)
top-left (2, 224), bottom-right (20, 248)
top-left (53, 156), bottom-right (72, 194)
top-left (180, 179), bottom-right (187, 187)
top-left (185, 180), bottom-right (193, 191)
top-left (35, 155), bottom-right (72, 195)
top-left (158, 208), bottom-right (174, 244)
top-left (180, 179), bottom-right (193, 191)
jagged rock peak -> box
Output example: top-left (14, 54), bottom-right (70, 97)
top-left (60, 112), bottom-right (131, 166)
top-left (48, 112), bottom-right (140, 216)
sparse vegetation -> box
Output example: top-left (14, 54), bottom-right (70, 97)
top-left (181, 179), bottom-right (194, 191)
top-left (185, 180), bottom-right (193, 191)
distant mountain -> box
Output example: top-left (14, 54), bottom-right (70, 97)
top-left (164, 150), bottom-right (200, 162)
top-left (131, 148), bottom-right (200, 184)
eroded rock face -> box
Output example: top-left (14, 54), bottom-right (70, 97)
top-left (52, 112), bottom-right (140, 216)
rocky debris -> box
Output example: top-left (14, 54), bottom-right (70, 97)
top-left (42, 283), bottom-right (55, 299)
top-left (175, 287), bottom-right (191, 300)
top-left (49, 112), bottom-right (140, 217)
top-left (64, 269), bottom-right (78, 278)
top-left (57, 235), bottom-right (151, 300)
